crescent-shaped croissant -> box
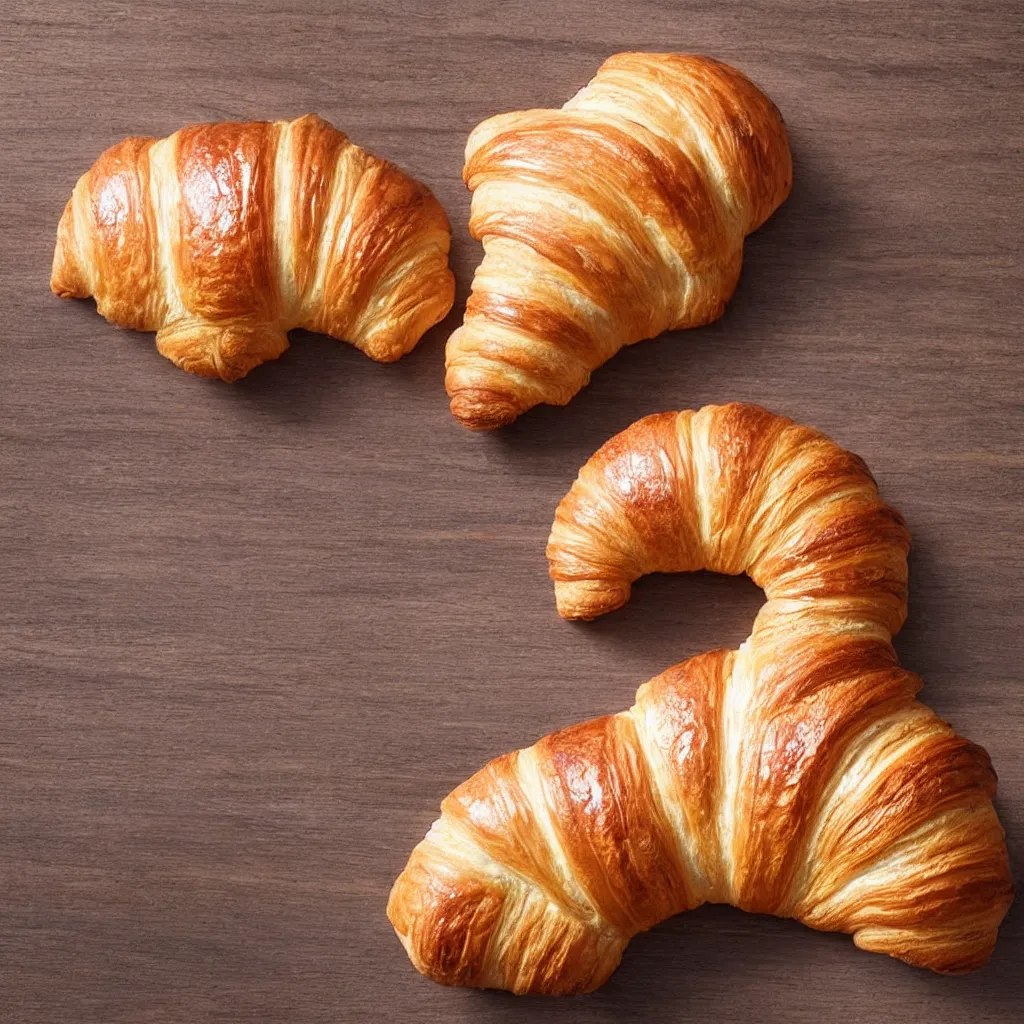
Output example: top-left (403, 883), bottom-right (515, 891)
top-left (445, 54), bottom-right (792, 429)
top-left (388, 404), bottom-right (1012, 994)
top-left (52, 114), bottom-right (455, 381)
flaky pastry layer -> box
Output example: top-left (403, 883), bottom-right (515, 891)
top-left (389, 404), bottom-right (1012, 994)
top-left (52, 115), bottom-right (455, 380)
top-left (445, 54), bottom-right (792, 428)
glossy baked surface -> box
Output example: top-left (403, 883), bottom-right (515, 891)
top-left (389, 405), bottom-right (1012, 994)
top-left (52, 115), bottom-right (455, 380)
top-left (446, 54), bottom-right (792, 428)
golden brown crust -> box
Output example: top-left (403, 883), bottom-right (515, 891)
top-left (286, 114), bottom-right (350, 303)
top-left (593, 53), bottom-right (792, 233)
top-left (52, 136), bottom-right (164, 329)
top-left (534, 714), bottom-right (695, 933)
top-left (636, 651), bottom-right (731, 898)
top-left (728, 636), bottom-right (916, 913)
top-left (174, 121), bottom-right (281, 323)
top-left (389, 403), bottom-right (1012, 994)
top-left (445, 53), bottom-right (793, 429)
top-left (51, 114), bottom-right (455, 381)
top-left (547, 403), bottom-right (910, 632)
top-left (390, 653), bottom-right (1011, 993)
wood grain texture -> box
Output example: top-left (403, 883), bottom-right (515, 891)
top-left (0, 1), bottom-right (1021, 1021)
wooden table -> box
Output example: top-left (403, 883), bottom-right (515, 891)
top-left (2, 2), bottom-right (1020, 1021)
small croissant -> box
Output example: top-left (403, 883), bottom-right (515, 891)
top-left (389, 404), bottom-right (1012, 994)
top-left (445, 54), bottom-right (792, 428)
top-left (52, 114), bottom-right (455, 381)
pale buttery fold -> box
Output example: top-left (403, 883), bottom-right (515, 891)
top-left (388, 403), bottom-right (1012, 995)
top-left (445, 54), bottom-right (793, 429)
top-left (51, 114), bottom-right (455, 381)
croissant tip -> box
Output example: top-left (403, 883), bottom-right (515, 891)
top-left (449, 389), bottom-right (523, 430)
top-left (51, 212), bottom-right (89, 300)
top-left (553, 579), bottom-right (632, 620)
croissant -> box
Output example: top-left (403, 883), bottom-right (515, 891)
top-left (51, 114), bottom-right (455, 381)
top-left (388, 404), bottom-right (1012, 994)
top-left (445, 54), bottom-right (792, 429)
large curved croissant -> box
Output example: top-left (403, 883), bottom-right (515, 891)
top-left (51, 114), bottom-right (455, 381)
top-left (389, 404), bottom-right (1012, 994)
top-left (445, 54), bottom-right (792, 429)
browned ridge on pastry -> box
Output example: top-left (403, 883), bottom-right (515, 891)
top-left (548, 402), bottom-right (909, 626)
top-left (389, 404), bottom-right (1012, 994)
top-left (445, 54), bottom-right (793, 429)
top-left (52, 114), bottom-right (455, 381)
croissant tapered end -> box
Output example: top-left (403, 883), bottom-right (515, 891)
top-left (581, 53), bottom-right (794, 235)
top-left (388, 801), bottom-right (630, 995)
top-left (852, 901), bottom-right (1014, 975)
top-left (659, 52), bottom-right (793, 234)
top-left (551, 578), bottom-right (632, 620)
top-left (445, 369), bottom-right (537, 431)
top-left (51, 198), bottom-right (89, 300)
top-left (447, 389), bottom-right (521, 430)
top-left (386, 843), bottom-right (507, 990)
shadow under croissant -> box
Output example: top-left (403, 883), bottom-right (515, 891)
top-left (892, 531), bottom-right (978, 704)
top-left (895, 532), bottom-right (1024, 976)
top-left (449, 899), bottom-right (1022, 1018)
top-left (223, 200), bottom-right (473, 425)
top-left (566, 571), bottom-right (765, 672)
top-left (227, 318), bottom-right (455, 427)
top-left (55, 290), bottom-right (462, 429)
top-left (478, 129), bottom-right (858, 458)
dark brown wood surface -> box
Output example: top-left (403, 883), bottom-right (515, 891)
top-left (1, 2), bottom-right (1021, 1021)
